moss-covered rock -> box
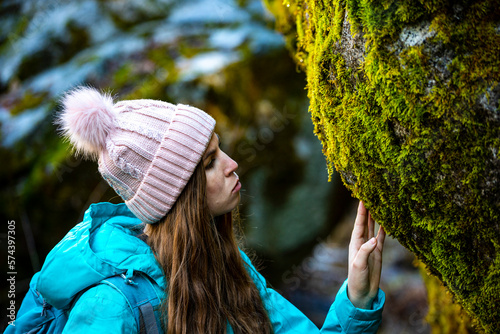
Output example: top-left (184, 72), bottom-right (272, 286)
top-left (265, 0), bottom-right (500, 332)
top-left (419, 261), bottom-right (477, 333)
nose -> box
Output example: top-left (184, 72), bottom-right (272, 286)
top-left (223, 152), bottom-right (238, 176)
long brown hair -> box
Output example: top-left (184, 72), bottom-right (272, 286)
top-left (146, 162), bottom-right (273, 334)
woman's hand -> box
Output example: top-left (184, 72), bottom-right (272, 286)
top-left (347, 201), bottom-right (386, 309)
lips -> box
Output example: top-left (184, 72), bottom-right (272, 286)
top-left (232, 174), bottom-right (241, 193)
top-left (232, 181), bottom-right (242, 193)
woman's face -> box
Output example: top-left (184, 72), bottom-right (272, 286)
top-left (202, 133), bottom-right (241, 216)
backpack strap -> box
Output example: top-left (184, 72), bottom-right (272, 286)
top-left (100, 272), bottom-right (162, 334)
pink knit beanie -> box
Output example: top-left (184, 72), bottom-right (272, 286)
top-left (57, 87), bottom-right (215, 224)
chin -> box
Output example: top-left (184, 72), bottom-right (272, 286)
top-left (211, 203), bottom-right (239, 218)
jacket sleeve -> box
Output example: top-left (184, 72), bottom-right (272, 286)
top-left (63, 284), bottom-right (137, 334)
top-left (239, 250), bottom-right (385, 334)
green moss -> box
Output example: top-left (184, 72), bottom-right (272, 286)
top-left (265, 0), bottom-right (500, 332)
top-left (419, 261), bottom-right (478, 333)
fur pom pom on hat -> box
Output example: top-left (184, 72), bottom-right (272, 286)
top-left (58, 87), bottom-right (116, 159)
top-left (56, 86), bottom-right (216, 224)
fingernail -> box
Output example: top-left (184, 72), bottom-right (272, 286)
top-left (370, 237), bottom-right (376, 245)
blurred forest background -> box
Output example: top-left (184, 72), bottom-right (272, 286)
top-left (1, 0), bottom-right (430, 332)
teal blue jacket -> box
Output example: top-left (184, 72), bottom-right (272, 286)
top-left (35, 202), bottom-right (385, 333)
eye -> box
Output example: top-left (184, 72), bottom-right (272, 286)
top-left (206, 156), bottom-right (216, 169)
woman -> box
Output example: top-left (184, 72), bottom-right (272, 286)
top-left (28, 87), bottom-right (385, 333)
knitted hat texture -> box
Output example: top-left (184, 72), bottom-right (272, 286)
top-left (57, 87), bottom-right (215, 223)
